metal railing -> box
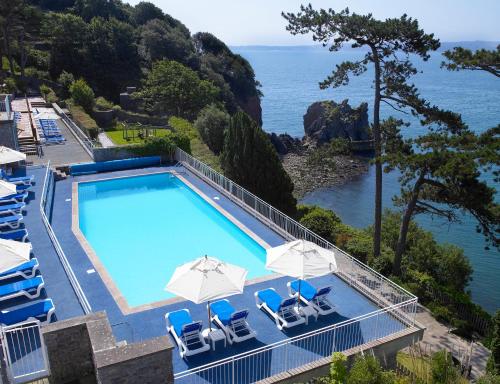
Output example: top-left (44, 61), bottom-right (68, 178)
top-left (40, 162), bottom-right (91, 314)
top-left (174, 148), bottom-right (419, 383)
top-left (175, 299), bottom-right (417, 384)
top-left (0, 321), bottom-right (50, 383)
top-left (0, 95), bottom-right (12, 120)
top-left (175, 148), bottom-right (416, 308)
top-left (56, 107), bottom-right (95, 158)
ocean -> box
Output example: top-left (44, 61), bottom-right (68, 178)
top-left (233, 44), bottom-right (500, 313)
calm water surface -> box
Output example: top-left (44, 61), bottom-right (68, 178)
top-left (234, 45), bottom-right (500, 313)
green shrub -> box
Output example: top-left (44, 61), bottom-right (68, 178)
top-left (2, 77), bottom-right (17, 93)
top-left (330, 137), bottom-right (352, 155)
top-left (298, 205), bottom-right (341, 242)
top-left (70, 79), bottom-right (95, 113)
top-left (487, 311), bottom-right (500, 375)
top-left (58, 71), bottom-right (75, 99)
top-left (431, 350), bottom-right (460, 384)
top-left (40, 84), bottom-right (58, 104)
top-left (347, 355), bottom-right (398, 384)
top-left (477, 374), bottom-right (500, 384)
top-left (328, 352), bottom-right (348, 384)
top-left (169, 116), bottom-right (198, 140)
top-left (95, 96), bottom-right (114, 111)
top-left (24, 67), bottom-right (49, 79)
top-left (194, 104), bottom-right (229, 154)
top-left (70, 104), bottom-right (99, 140)
top-left (129, 133), bottom-right (191, 159)
top-left (39, 84), bottom-right (51, 98)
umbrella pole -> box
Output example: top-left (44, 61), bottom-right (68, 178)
top-left (297, 279), bottom-right (302, 314)
top-left (208, 300), bottom-right (212, 332)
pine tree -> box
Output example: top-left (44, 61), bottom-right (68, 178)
top-left (487, 311), bottom-right (500, 375)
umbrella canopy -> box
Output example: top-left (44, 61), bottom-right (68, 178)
top-left (0, 179), bottom-right (18, 198)
top-left (34, 111), bottom-right (60, 120)
top-left (0, 238), bottom-right (31, 274)
top-left (166, 255), bottom-right (248, 304)
top-left (266, 239), bottom-right (338, 279)
top-left (0, 146), bottom-right (26, 165)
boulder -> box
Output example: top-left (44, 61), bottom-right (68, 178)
top-left (268, 133), bottom-right (302, 155)
top-left (303, 100), bottom-right (370, 145)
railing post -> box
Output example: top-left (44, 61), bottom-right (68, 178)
top-left (231, 357), bottom-right (235, 384)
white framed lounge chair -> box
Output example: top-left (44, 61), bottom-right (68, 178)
top-left (209, 299), bottom-right (257, 344)
top-left (287, 280), bottom-right (335, 316)
top-left (0, 228), bottom-right (29, 242)
top-left (0, 258), bottom-right (39, 281)
top-left (0, 276), bottom-right (44, 302)
top-left (0, 170), bottom-right (34, 186)
top-left (0, 192), bottom-right (28, 204)
top-left (0, 299), bottom-right (55, 326)
top-left (165, 309), bottom-right (210, 358)
top-left (0, 213), bottom-right (23, 229)
top-left (0, 202), bottom-right (26, 216)
top-left (254, 288), bottom-right (305, 330)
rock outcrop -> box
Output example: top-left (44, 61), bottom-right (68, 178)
top-left (268, 133), bottom-right (303, 155)
top-left (303, 100), bottom-right (370, 145)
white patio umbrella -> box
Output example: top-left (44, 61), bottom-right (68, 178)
top-left (0, 146), bottom-right (26, 165)
top-left (0, 179), bottom-right (17, 198)
top-left (34, 111), bottom-right (60, 120)
top-left (0, 238), bottom-right (31, 274)
top-left (265, 239), bottom-right (338, 307)
top-left (166, 255), bottom-right (248, 331)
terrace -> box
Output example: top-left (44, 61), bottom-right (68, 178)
top-left (6, 149), bottom-right (423, 383)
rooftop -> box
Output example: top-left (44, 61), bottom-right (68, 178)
top-left (15, 162), bottom-right (419, 382)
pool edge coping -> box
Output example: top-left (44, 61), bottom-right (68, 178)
top-left (71, 168), bottom-right (282, 315)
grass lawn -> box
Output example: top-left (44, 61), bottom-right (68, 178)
top-left (105, 127), bottom-right (170, 145)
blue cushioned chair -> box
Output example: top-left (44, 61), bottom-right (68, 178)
top-left (287, 280), bottom-right (335, 316)
top-left (254, 288), bottom-right (305, 330)
top-left (209, 299), bottom-right (256, 344)
top-left (165, 309), bottom-right (210, 358)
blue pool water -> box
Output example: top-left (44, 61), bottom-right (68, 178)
top-left (78, 173), bottom-right (269, 307)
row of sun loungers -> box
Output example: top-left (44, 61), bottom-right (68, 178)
top-left (166, 280), bottom-right (334, 358)
top-left (0, 173), bottom-right (56, 326)
top-left (36, 119), bottom-right (65, 145)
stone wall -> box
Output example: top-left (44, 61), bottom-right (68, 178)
top-left (41, 311), bottom-right (174, 384)
top-left (115, 109), bottom-right (168, 126)
top-left (92, 146), bottom-right (140, 162)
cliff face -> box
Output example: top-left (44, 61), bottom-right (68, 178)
top-left (239, 95), bottom-right (262, 126)
top-left (304, 100), bottom-right (370, 145)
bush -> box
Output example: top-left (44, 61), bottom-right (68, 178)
top-left (95, 96), bottom-right (114, 111)
top-left (70, 105), bottom-right (99, 140)
top-left (431, 350), bottom-right (460, 384)
top-left (330, 137), bottom-right (352, 155)
top-left (194, 104), bottom-right (229, 154)
top-left (1, 77), bottom-right (17, 93)
top-left (129, 133), bottom-right (191, 159)
top-left (347, 355), bottom-right (398, 384)
top-left (487, 311), bottom-right (500, 375)
top-left (40, 84), bottom-right (58, 104)
top-left (297, 205), bottom-right (341, 243)
top-left (478, 374), bottom-right (500, 384)
top-left (58, 71), bottom-right (75, 99)
top-left (70, 79), bottom-right (95, 113)
top-left (24, 67), bottom-right (49, 79)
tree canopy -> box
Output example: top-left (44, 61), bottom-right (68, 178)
top-left (221, 112), bottom-right (296, 214)
top-left (442, 45), bottom-right (500, 78)
top-left (135, 60), bottom-right (218, 119)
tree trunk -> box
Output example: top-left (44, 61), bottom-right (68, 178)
top-left (393, 176), bottom-right (425, 275)
top-left (371, 46), bottom-right (383, 257)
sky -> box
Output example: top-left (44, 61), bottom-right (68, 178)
top-left (126, 0), bottom-right (500, 46)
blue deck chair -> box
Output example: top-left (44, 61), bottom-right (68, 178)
top-left (0, 299), bottom-right (55, 326)
top-left (0, 228), bottom-right (29, 242)
top-left (210, 299), bottom-right (257, 344)
top-left (0, 213), bottom-right (23, 229)
top-left (0, 192), bottom-right (28, 204)
top-left (0, 202), bottom-right (26, 216)
top-left (255, 288), bottom-right (305, 330)
top-left (0, 170), bottom-right (34, 186)
top-left (287, 280), bottom-right (335, 316)
top-left (165, 309), bottom-right (210, 358)
top-left (0, 258), bottom-right (39, 281)
top-left (15, 184), bottom-right (31, 193)
top-left (0, 276), bottom-right (44, 302)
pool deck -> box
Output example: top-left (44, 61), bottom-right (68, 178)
top-left (16, 164), bottom-right (412, 376)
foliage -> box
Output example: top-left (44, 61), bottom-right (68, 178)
top-left (430, 350), bottom-right (460, 384)
top-left (194, 104), bottom-right (230, 154)
top-left (95, 96), bottom-right (114, 111)
top-left (478, 374), bottom-right (500, 384)
top-left (1, 77), bottom-right (17, 93)
top-left (328, 352), bottom-right (348, 384)
top-left (221, 112), bottom-right (296, 214)
top-left (57, 71), bottom-right (75, 99)
top-left (39, 84), bottom-right (58, 103)
top-left (168, 117), bottom-right (221, 171)
top-left (442, 45), bottom-right (500, 77)
top-left (347, 355), bottom-right (398, 384)
top-left (70, 78), bottom-right (95, 113)
top-left (72, 0), bottom-right (129, 22)
top-left (69, 104), bottom-right (98, 140)
top-left (129, 132), bottom-right (190, 160)
top-left (296, 205), bottom-right (341, 242)
top-left (132, 1), bottom-right (164, 25)
top-left (136, 60), bottom-right (218, 119)
top-left (487, 311), bottom-right (500, 375)
top-left (283, 5), bottom-right (441, 259)
top-left (24, 67), bottom-right (48, 79)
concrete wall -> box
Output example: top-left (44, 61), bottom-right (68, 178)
top-left (42, 311), bottom-right (174, 384)
top-left (0, 120), bottom-right (17, 149)
top-left (92, 146), bottom-right (140, 162)
top-left (115, 109), bottom-right (168, 126)
top-left (256, 326), bottom-right (425, 384)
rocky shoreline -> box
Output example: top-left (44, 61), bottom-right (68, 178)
top-left (282, 150), bottom-right (369, 198)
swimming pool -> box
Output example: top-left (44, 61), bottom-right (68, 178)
top-left (77, 172), bottom-right (270, 308)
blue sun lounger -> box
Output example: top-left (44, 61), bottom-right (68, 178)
top-left (0, 202), bottom-right (26, 216)
top-left (0, 228), bottom-right (29, 242)
top-left (255, 288), bottom-right (305, 330)
top-left (0, 258), bottom-right (39, 281)
top-left (0, 192), bottom-right (28, 204)
top-left (0, 299), bottom-right (55, 326)
top-left (0, 214), bottom-right (23, 229)
top-left (165, 309), bottom-right (210, 358)
top-left (210, 299), bottom-right (257, 344)
top-left (0, 170), bottom-right (34, 186)
top-left (0, 276), bottom-right (44, 302)
top-left (287, 280), bottom-right (335, 316)
top-left (15, 184), bottom-right (31, 193)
